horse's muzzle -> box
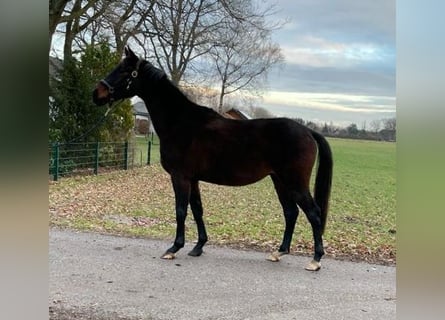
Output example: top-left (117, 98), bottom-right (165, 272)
top-left (92, 83), bottom-right (110, 106)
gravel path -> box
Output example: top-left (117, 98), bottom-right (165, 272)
top-left (49, 228), bottom-right (396, 320)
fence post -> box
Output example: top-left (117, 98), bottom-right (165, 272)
top-left (94, 141), bottom-right (99, 175)
top-left (124, 141), bottom-right (129, 170)
top-left (147, 140), bottom-right (151, 165)
top-left (53, 142), bottom-right (59, 181)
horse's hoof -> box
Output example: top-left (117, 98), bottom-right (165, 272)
top-left (188, 248), bottom-right (203, 257)
top-left (305, 260), bottom-right (321, 271)
top-left (266, 251), bottom-right (284, 262)
top-left (161, 252), bottom-right (176, 260)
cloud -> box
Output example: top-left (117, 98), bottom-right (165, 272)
top-left (257, 91), bottom-right (395, 127)
top-left (266, 1), bottom-right (395, 105)
top-left (280, 36), bottom-right (388, 69)
top-left (274, 0), bottom-right (395, 44)
top-left (261, 91), bottom-right (395, 114)
top-left (268, 62), bottom-right (395, 97)
top-left (273, 2), bottom-right (394, 67)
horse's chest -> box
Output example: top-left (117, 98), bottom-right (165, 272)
top-left (159, 145), bottom-right (188, 171)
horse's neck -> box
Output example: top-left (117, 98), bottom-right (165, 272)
top-left (139, 78), bottom-right (194, 141)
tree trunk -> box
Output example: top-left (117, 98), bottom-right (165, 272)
top-left (218, 83), bottom-right (226, 114)
top-left (63, 21), bottom-right (74, 61)
top-left (49, 0), bottom-right (69, 52)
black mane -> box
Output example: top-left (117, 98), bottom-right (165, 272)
top-left (141, 61), bottom-right (166, 82)
top-left (140, 61), bottom-right (221, 121)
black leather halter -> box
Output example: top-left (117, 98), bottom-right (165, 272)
top-left (99, 58), bottom-right (144, 103)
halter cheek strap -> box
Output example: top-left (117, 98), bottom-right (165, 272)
top-left (126, 58), bottom-right (143, 90)
top-left (100, 58), bottom-right (143, 103)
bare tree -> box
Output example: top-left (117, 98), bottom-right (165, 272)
top-left (369, 119), bottom-right (382, 133)
top-left (137, 0), bottom-right (226, 85)
top-left (100, 0), bottom-right (154, 57)
top-left (49, 0), bottom-right (284, 118)
top-left (382, 117), bottom-right (396, 131)
top-left (50, 0), bottom-right (113, 60)
top-left (217, 0), bottom-right (283, 31)
top-left (49, 0), bottom-right (71, 51)
top-left (209, 15), bottom-right (283, 113)
top-left (50, 1), bottom-right (155, 61)
top-left (49, 0), bottom-right (98, 53)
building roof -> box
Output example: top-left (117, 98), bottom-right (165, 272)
top-left (223, 108), bottom-right (251, 120)
top-left (133, 101), bottom-right (150, 117)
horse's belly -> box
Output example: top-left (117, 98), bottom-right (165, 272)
top-left (199, 165), bottom-right (271, 186)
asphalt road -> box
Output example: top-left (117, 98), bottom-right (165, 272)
top-left (49, 229), bottom-right (396, 320)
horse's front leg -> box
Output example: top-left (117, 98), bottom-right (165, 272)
top-left (161, 174), bottom-right (191, 260)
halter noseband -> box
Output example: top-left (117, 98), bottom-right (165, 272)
top-left (100, 58), bottom-right (144, 103)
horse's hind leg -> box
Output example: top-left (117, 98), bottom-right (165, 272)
top-left (267, 175), bottom-right (299, 262)
top-left (188, 181), bottom-right (208, 257)
top-left (296, 192), bottom-right (325, 271)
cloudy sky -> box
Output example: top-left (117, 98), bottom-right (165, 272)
top-left (258, 0), bottom-right (396, 127)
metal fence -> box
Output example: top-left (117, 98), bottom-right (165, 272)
top-left (48, 139), bottom-right (152, 181)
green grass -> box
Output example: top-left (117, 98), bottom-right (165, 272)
top-left (326, 138), bottom-right (396, 262)
top-left (49, 137), bottom-right (396, 264)
top-left (133, 134), bottom-right (161, 165)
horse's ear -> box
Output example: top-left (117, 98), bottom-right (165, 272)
top-left (125, 46), bottom-right (136, 59)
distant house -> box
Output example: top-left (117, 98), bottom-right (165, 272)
top-left (133, 101), bottom-right (150, 118)
top-left (49, 56), bottom-right (63, 96)
top-left (49, 56), bottom-right (63, 79)
top-left (223, 108), bottom-right (251, 120)
top-left (132, 101), bottom-right (154, 135)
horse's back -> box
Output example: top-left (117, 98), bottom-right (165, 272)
top-left (181, 114), bottom-right (317, 185)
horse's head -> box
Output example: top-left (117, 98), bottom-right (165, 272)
top-left (93, 46), bottom-right (144, 106)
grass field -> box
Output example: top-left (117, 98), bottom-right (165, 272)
top-left (49, 137), bottom-right (396, 264)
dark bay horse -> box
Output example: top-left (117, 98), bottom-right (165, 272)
top-left (93, 46), bottom-right (333, 271)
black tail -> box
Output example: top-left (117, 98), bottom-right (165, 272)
top-left (310, 130), bottom-right (333, 234)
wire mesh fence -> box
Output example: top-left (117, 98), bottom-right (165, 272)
top-left (48, 138), bottom-right (154, 181)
